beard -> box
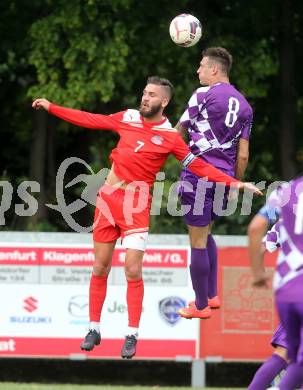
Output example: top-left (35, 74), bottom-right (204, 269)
top-left (139, 102), bottom-right (162, 118)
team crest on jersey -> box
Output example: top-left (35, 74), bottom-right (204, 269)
top-left (151, 135), bottom-right (164, 145)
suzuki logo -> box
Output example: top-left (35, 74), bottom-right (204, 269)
top-left (23, 296), bottom-right (38, 313)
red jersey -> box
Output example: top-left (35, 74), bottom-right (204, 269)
top-left (49, 104), bottom-right (239, 188)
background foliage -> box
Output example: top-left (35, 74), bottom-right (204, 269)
top-left (1, 0), bottom-right (303, 234)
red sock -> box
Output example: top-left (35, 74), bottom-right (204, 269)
top-left (89, 274), bottom-right (108, 322)
top-left (127, 278), bottom-right (144, 327)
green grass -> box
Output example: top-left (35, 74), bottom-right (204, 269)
top-left (0, 384), bottom-right (245, 390)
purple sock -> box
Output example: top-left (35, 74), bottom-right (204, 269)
top-left (190, 248), bottom-right (209, 310)
top-left (278, 362), bottom-right (303, 390)
top-left (247, 353), bottom-right (287, 390)
top-left (207, 234), bottom-right (218, 298)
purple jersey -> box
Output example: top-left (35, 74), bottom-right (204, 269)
top-left (262, 221), bottom-right (281, 253)
top-left (268, 177), bottom-right (303, 290)
top-left (180, 82), bottom-right (253, 172)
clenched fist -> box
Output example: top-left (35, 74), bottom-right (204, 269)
top-left (32, 98), bottom-right (51, 111)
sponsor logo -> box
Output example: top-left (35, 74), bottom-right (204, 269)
top-left (23, 296), bottom-right (38, 313)
top-left (9, 297), bottom-right (52, 325)
top-left (68, 295), bottom-right (88, 325)
top-left (10, 316), bottom-right (51, 324)
top-left (68, 295), bottom-right (88, 318)
top-left (107, 301), bottom-right (127, 314)
top-left (159, 296), bottom-right (186, 325)
top-left (107, 301), bottom-right (144, 314)
top-left (151, 135), bottom-right (164, 145)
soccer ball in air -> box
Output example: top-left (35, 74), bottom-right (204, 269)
top-left (169, 14), bottom-right (202, 47)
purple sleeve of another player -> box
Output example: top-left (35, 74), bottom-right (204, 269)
top-left (179, 87), bottom-right (209, 129)
top-left (240, 111), bottom-right (253, 140)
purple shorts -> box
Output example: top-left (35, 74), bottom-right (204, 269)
top-left (271, 323), bottom-right (287, 349)
top-left (275, 274), bottom-right (303, 363)
top-left (178, 167), bottom-right (233, 227)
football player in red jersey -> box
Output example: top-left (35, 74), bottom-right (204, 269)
top-left (33, 76), bottom-right (261, 359)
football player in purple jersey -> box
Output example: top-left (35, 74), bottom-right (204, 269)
top-left (248, 209), bottom-right (288, 390)
top-left (176, 47), bottom-right (253, 319)
top-left (251, 178), bottom-right (303, 390)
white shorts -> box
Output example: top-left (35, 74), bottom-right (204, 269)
top-left (122, 231), bottom-right (149, 251)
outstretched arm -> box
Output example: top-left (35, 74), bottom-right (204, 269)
top-left (32, 98), bottom-right (118, 132)
top-left (172, 133), bottom-right (262, 194)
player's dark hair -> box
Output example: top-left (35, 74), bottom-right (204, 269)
top-left (147, 76), bottom-right (174, 100)
top-left (202, 47), bottom-right (233, 75)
